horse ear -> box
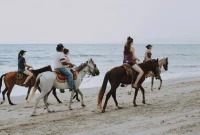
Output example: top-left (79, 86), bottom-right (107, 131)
top-left (166, 57), bottom-right (168, 60)
top-left (156, 58), bottom-right (159, 61)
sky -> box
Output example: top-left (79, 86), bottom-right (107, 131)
top-left (0, 0), bottom-right (199, 44)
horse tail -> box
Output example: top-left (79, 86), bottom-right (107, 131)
top-left (97, 71), bottom-right (110, 109)
top-left (0, 74), bottom-right (7, 93)
top-left (28, 74), bottom-right (42, 101)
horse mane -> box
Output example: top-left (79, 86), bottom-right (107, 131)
top-left (75, 63), bottom-right (87, 72)
top-left (139, 59), bottom-right (156, 67)
top-left (31, 65), bottom-right (51, 76)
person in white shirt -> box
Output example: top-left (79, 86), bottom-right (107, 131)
top-left (54, 44), bottom-right (75, 90)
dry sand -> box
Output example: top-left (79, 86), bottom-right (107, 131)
top-left (0, 77), bottom-right (200, 135)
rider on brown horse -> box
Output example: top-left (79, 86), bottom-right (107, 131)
top-left (18, 50), bottom-right (33, 87)
top-left (123, 36), bottom-right (143, 89)
top-left (144, 44), bottom-right (153, 62)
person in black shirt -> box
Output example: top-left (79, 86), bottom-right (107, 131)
top-left (18, 50), bottom-right (33, 86)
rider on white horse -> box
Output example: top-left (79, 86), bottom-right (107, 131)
top-left (54, 44), bottom-right (75, 91)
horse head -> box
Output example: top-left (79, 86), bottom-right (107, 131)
top-left (146, 59), bottom-right (160, 80)
top-left (86, 58), bottom-right (100, 76)
top-left (163, 57), bottom-right (168, 71)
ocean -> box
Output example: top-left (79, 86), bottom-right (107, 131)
top-left (0, 44), bottom-right (200, 96)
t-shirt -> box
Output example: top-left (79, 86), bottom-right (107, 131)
top-left (18, 56), bottom-right (26, 70)
top-left (64, 55), bottom-right (70, 63)
top-left (54, 52), bottom-right (66, 69)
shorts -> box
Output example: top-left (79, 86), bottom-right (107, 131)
top-left (123, 62), bottom-right (135, 67)
top-left (18, 69), bottom-right (25, 72)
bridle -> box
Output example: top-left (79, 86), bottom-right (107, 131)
top-left (83, 62), bottom-right (97, 76)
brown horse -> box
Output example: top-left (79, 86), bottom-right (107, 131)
top-left (0, 66), bottom-right (61, 105)
top-left (150, 58), bottom-right (168, 90)
top-left (97, 59), bottom-right (160, 113)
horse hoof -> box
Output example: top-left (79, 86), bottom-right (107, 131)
top-left (69, 108), bottom-right (73, 110)
top-left (48, 110), bottom-right (52, 113)
top-left (31, 113), bottom-right (37, 117)
top-left (58, 101), bottom-right (62, 104)
top-left (1, 101), bottom-right (5, 104)
top-left (11, 103), bottom-right (17, 105)
top-left (117, 106), bottom-right (123, 109)
top-left (151, 89), bottom-right (153, 91)
top-left (101, 110), bottom-right (105, 113)
top-left (77, 100), bottom-right (80, 102)
top-left (158, 87), bottom-right (161, 90)
top-left (82, 104), bottom-right (86, 107)
top-left (142, 101), bottom-right (146, 104)
top-left (134, 104), bottom-right (138, 107)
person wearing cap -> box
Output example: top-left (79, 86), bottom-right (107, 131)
top-left (54, 44), bottom-right (75, 91)
top-left (18, 50), bottom-right (33, 87)
top-left (144, 44), bottom-right (153, 62)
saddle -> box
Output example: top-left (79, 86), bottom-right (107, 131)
top-left (16, 71), bottom-right (26, 79)
top-left (121, 64), bottom-right (137, 84)
top-left (55, 69), bottom-right (78, 83)
top-left (122, 63), bottom-right (135, 76)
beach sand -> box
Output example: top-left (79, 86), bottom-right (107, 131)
top-left (0, 77), bottom-right (200, 135)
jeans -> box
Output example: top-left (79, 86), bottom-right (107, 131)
top-left (56, 67), bottom-right (74, 89)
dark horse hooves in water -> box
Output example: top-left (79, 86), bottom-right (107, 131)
top-left (0, 66), bottom-right (62, 105)
top-left (97, 59), bottom-right (160, 113)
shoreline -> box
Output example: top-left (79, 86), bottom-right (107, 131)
top-left (0, 76), bottom-right (200, 135)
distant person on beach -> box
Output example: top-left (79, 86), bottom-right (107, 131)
top-left (123, 36), bottom-right (144, 88)
top-left (144, 44), bottom-right (153, 62)
top-left (54, 44), bottom-right (75, 91)
top-left (18, 50), bottom-right (33, 87)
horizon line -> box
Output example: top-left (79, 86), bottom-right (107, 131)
top-left (0, 43), bottom-right (200, 45)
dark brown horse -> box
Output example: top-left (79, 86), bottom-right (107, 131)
top-left (97, 59), bottom-right (160, 113)
top-left (0, 66), bottom-right (61, 105)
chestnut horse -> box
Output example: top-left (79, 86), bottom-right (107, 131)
top-left (97, 59), bottom-right (160, 113)
top-left (0, 66), bottom-right (61, 105)
top-left (150, 57), bottom-right (168, 90)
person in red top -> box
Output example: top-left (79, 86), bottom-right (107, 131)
top-left (123, 36), bottom-right (144, 88)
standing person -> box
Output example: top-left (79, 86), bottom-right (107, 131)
top-left (18, 50), bottom-right (33, 87)
top-left (123, 36), bottom-right (144, 88)
top-left (144, 44), bottom-right (153, 62)
top-left (54, 44), bottom-right (75, 91)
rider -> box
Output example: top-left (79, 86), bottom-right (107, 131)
top-left (18, 50), bottom-right (33, 87)
top-left (143, 44), bottom-right (153, 62)
top-left (123, 36), bottom-right (144, 88)
top-left (54, 44), bottom-right (75, 91)
top-left (63, 48), bottom-right (74, 68)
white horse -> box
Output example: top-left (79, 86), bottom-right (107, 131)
top-left (29, 59), bottom-right (99, 116)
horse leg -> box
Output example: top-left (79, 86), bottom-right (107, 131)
top-left (76, 89), bottom-right (85, 107)
top-left (112, 91), bottom-right (122, 109)
top-left (151, 74), bottom-right (155, 91)
top-left (133, 88), bottom-right (139, 107)
top-left (139, 85), bottom-right (146, 104)
top-left (26, 86), bottom-right (32, 101)
top-left (31, 89), bottom-right (49, 116)
top-left (102, 84), bottom-right (118, 113)
top-left (158, 75), bottom-right (162, 90)
top-left (52, 88), bottom-right (62, 103)
top-left (1, 88), bottom-right (7, 104)
top-left (69, 90), bottom-right (75, 110)
top-left (7, 85), bottom-right (15, 105)
top-left (43, 95), bottom-right (51, 113)
top-left (73, 91), bottom-right (80, 102)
